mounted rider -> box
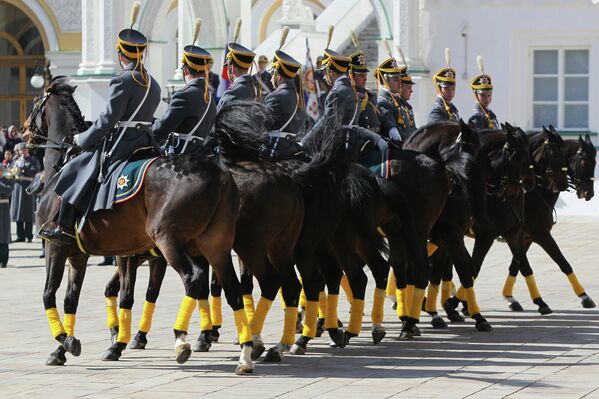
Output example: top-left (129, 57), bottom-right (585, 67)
top-left (375, 42), bottom-right (407, 144)
top-left (151, 19), bottom-right (216, 155)
top-left (40, 2), bottom-right (161, 243)
top-left (396, 45), bottom-right (417, 137)
top-left (468, 55), bottom-right (499, 130)
top-left (428, 48), bottom-right (460, 124)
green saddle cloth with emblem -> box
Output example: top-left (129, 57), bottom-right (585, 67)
top-left (115, 157), bottom-right (160, 204)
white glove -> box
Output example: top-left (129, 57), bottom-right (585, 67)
top-left (72, 134), bottom-right (81, 147)
top-left (389, 127), bottom-right (402, 142)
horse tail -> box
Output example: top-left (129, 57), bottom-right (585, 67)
top-left (214, 100), bottom-right (271, 164)
top-left (443, 151), bottom-right (490, 226)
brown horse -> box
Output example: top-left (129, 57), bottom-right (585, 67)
top-left (24, 77), bottom-right (254, 374)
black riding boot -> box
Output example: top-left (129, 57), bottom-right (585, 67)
top-left (39, 202), bottom-right (76, 244)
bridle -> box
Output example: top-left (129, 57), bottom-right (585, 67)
top-left (569, 146), bottom-right (596, 192)
top-left (532, 138), bottom-right (566, 191)
top-left (485, 140), bottom-right (522, 199)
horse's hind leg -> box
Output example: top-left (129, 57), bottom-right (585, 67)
top-left (318, 249), bottom-right (346, 348)
top-left (131, 256), bottom-right (168, 349)
top-left (531, 231), bottom-right (595, 308)
top-left (60, 253), bottom-right (88, 358)
top-left (43, 244), bottom-right (70, 366)
top-left (192, 255), bottom-right (214, 353)
top-left (240, 261), bottom-right (256, 325)
top-left (104, 268), bottom-right (120, 345)
top-left (102, 256), bottom-right (139, 361)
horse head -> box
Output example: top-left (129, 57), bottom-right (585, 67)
top-left (569, 133), bottom-right (596, 201)
top-left (511, 126), bottom-right (536, 193)
top-left (530, 126), bottom-right (568, 193)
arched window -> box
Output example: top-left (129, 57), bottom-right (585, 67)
top-left (0, 1), bottom-right (45, 126)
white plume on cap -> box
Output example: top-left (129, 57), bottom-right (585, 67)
top-left (192, 18), bottom-right (202, 45)
top-left (350, 30), bottom-right (359, 49)
top-left (382, 40), bottom-right (392, 58)
top-left (233, 18), bottom-right (242, 43)
top-left (396, 45), bottom-right (407, 67)
top-left (278, 26), bottom-right (289, 50)
top-left (130, 1), bottom-right (141, 29)
top-left (445, 47), bottom-right (451, 67)
top-left (326, 25), bottom-right (334, 49)
top-left (476, 55), bottom-right (485, 74)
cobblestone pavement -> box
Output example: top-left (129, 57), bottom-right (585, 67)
top-left (0, 217), bottom-right (598, 398)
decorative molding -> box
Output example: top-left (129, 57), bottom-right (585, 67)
top-left (45, 0), bottom-right (81, 33)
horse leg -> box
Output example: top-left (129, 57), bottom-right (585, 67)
top-left (104, 267), bottom-right (120, 345)
top-left (531, 231), bottom-right (595, 308)
top-left (433, 247), bottom-right (464, 323)
top-left (444, 232), bottom-right (492, 331)
top-left (60, 253), bottom-right (88, 358)
top-left (102, 255), bottom-right (139, 361)
top-left (131, 256), bottom-right (168, 350)
top-left (240, 261), bottom-right (256, 326)
top-left (192, 255), bottom-right (214, 352)
top-left (500, 232), bottom-right (530, 311)
top-left (318, 249), bottom-right (346, 348)
top-left (209, 272), bottom-right (223, 342)
top-left (426, 248), bottom-right (447, 328)
top-left (505, 230), bottom-right (552, 315)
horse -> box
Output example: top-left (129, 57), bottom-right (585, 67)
top-left (470, 125), bottom-right (571, 315)
top-left (23, 77), bottom-right (255, 374)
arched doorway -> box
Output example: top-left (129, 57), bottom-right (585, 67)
top-left (0, 1), bottom-right (45, 126)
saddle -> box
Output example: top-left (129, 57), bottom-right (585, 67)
top-left (259, 131), bottom-right (307, 162)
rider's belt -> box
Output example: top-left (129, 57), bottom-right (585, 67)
top-left (172, 132), bottom-right (204, 144)
top-left (115, 121), bottom-right (152, 131)
top-left (0, 199), bottom-right (9, 204)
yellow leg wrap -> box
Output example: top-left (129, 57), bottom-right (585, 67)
top-left (281, 306), bottom-right (298, 345)
top-left (395, 288), bottom-right (407, 318)
top-left (425, 284), bottom-right (440, 313)
top-left (63, 314), bottom-right (76, 337)
top-left (441, 280), bottom-right (453, 305)
top-left (427, 242), bottom-right (438, 257)
top-left (406, 284), bottom-right (415, 310)
top-left (502, 275), bottom-right (517, 297)
top-left (347, 299), bottom-right (365, 335)
top-left (210, 296), bottom-right (223, 326)
top-left (138, 301), bottom-right (156, 333)
top-left (242, 294), bottom-right (255, 323)
top-left (174, 296), bottom-right (196, 333)
top-left (524, 275), bottom-right (541, 300)
top-left (318, 291), bottom-right (327, 319)
top-left (302, 300), bottom-right (319, 338)
top-left (299, 286), bottom-right (307, 309)
top-left (198, 299), bottom-right (212, 332)
top-left (464, 287), bottom-right (481, 315)
top-left (386, 270), bottom-right (397, 298)
top-left (324, 294), bottom-right (339, 329)
top-left (408, 288), bottom-right (426, 321)
top-left (456, 285), bottom-right (466, 301)
top-left (278, 288), bottom-right (286, 309)
top-left (371, 288), bottom-right (386, 325)
top-left (233, 309), bottom-right (253, 345)
top-left (117, 308), bottom-right (132, 344)
top-left (46, 308), bottom-right (65, 338)
top-left (249, 297), bottom-right (273, 336)
top-left (567, 273), bottom-right (586, 297)
top-left (340, 274), bottom-right (353, 303)
top-left (105, 296), bottom-right (118, 329)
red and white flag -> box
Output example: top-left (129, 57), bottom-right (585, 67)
top-left (303, 38), bottom-right (320, 122)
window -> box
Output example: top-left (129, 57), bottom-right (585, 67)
top-left (532, 49), bottom-right (589, 130)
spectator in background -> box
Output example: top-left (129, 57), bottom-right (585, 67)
top-left (2, 150), bottom-right (12, 167)
top-left (10, 143), bottom-right (40, 243)
top-left (254, 55), bottom-right (274, 96)
top-left (0, 126), bottom-right (7, 157)
top-left (5, 125), bottom-right (22, 152)
top-left (0, 167), bottom-right (13, 268)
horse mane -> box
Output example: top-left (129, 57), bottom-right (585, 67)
top-left (46, 76), bottom-right (88, 133)
top-left (404, 121), bottom-right (460, 148)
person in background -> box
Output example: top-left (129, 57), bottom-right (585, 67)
top-left (0, 126), bottom-right (6, 156)
top-left (2, 150), bottom-right (12, 167)
top-left (254, 55), bottom-right (274, 95)
top-left (5, 125), bottom-right (22, 152)
top-left (0, 167), bottom-right (13, 268)
top-left (10, 143), bottom-right (40, 243)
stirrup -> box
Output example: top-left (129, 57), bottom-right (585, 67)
top-left (39, 222), bottom-right (76, 244)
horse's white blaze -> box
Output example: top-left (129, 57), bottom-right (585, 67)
top-left (239, 345), bottom-right (253, 369)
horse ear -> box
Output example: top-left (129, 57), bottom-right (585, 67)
top-left (585, 133), bottom-right (592, 144)
top-left (579, 135), bottom-right (584, 146)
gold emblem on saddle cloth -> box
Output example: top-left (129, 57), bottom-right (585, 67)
top-left (117, 175), bottom-right (130, 190)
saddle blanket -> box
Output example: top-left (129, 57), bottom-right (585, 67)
top-left (115, 157), bottom-right (160, 204)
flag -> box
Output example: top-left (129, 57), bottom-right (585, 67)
top-left (303, 38), bottom-right (320, 121)
top-left (216, 40), bottom-right (231, 101)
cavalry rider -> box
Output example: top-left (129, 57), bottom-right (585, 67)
top-left (396, 46), bottom-right (417, 137)
top-left (349, 33), bottom-right (381, 133)
top-left (468, 56), bottom-right (499, 130)
top-left (376, 54), bottom-right (407, 143)
top-left (428, 48), bottom-right (460, 123)
top-left (217, 19), bottom-right (259, 111)
top-left (40, 7), bottom-right (161, 243)
top-left (254, 54), bottom-right (274, 95)
top-left (151, 20), bottom-right (216, 155)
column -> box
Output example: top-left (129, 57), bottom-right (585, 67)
top-left (393, 0), bottom-right (424, 69)
top-left (77, 0), bottom-right (98, 75)
top-left (96, 0), bottom-right (119, 75)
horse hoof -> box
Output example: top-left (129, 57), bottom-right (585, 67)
top-left (130, 334), bottom-right (147, 350)
top-left (209, 327), bottom-right (220, 343)
top-left (62, 336), bottom-right (81, 357)
top-left (290, 343), bottom-right (306, 355)
top-left (109, 326), bottom-right (119, 345)
top-left (509, 301), bottom-right (524, 312)
top-left (101, 347), bottom-right (121, 361)
top-left (46, 348), bottom-right (66, 366)
top-left (410, 325), bottom-right (421, 337)
top-left (337, 319), bottom-right (343, 328)
top-left (263, 347), bottom-right (282, 363)
top-left (175, 343), bottom-right (192, 364)
top-left (192, 339), bottom-right (211, 352)
top-left (431, 317), bottom-right (448, 329)
top-left (475, 321), bottom-right (492, 332)
top-left (371, 328), bottom-right (386, 345)
top-left (538, 306), bottom-right (553, 315)
top-left (235, 363), bottom-right (254, 375)
top-left (582, 297), bottom-right (596, 309)
top-left (397, 330), bottom-right (414, 340)
top-left (251, 342), bottom-right (265, 361)
top-left (461, 302), bottom-right (470, 317)
top-left (328, 328), bottom-right (346, 348)
top-left (446, 310), bottom-right (465, 323)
